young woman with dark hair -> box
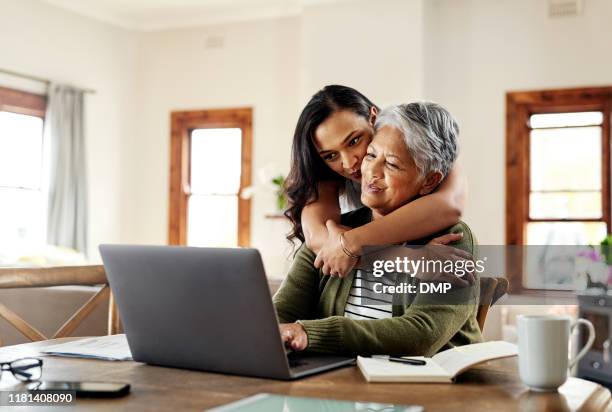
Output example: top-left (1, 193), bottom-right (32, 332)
top-left (284, 85), bottom-right (466, 277)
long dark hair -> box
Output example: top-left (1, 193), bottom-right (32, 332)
top-left (284, 85), bottom-right (378, 245)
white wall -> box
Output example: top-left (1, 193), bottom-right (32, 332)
top-left (0, 0), bottom-right (137, 259)
top-left (124, 18), bottom-right (302, 276)
top-left (423, 0), bottom-right (612, 244)
top-left (300, 0), bottom-right (425, 105)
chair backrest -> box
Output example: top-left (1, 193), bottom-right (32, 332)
top-left (477, 277), bottom-right (508, 332)
top-left (0, 265), bottom-right (121, 344)
top-left (492, 278), bottom-right (509, 306)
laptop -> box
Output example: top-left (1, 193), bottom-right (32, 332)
top-left (99, 245), bottom-right (354, 380)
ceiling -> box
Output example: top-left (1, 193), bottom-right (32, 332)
top-left (40, 0), bottom-right (355, 31)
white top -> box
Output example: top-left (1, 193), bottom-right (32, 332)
top-left (339, 180), bottom-right (363, 214)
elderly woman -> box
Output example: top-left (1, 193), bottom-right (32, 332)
top-left (273, 102), bottom-right (482, 357)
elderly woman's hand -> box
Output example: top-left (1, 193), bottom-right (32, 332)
top-left (313, 220), bottom-right (359, 277)
top-left (279, 322), bottom-right (308, 351)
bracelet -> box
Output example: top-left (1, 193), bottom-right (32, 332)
top-left (339, 232), bottom-right (360, 259)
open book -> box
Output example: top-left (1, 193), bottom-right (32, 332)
top-left (357, 341), bottom-right (517, 383)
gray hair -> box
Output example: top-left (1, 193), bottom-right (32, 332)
top-left (374, 102), bottom-right (459, 177)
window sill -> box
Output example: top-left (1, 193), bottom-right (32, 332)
top-left (503, 290), bottom-right (578, 305)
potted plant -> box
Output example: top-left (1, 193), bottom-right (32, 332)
top-left (271, 174), bottom-right (287, 212)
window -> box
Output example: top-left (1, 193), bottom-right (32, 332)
top-left (169, 108), bottom-right (252, 247)
top-left (506, 87), bottom-right (612, 292)
top-left (188, 128), bottom-right (242, 246)
top-left (527, 111), bottom-right (607, 245)
top-left (0, 86), bottom-right (46, 249)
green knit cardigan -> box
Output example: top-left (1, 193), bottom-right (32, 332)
top-left (273, 207), bottom-right (483, 357)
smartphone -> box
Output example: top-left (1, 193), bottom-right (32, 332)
top-left (28, 381), bottom-right (130, 398)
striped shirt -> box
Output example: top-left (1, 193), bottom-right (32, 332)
top-left (344, 270), bottom-right (397, 320)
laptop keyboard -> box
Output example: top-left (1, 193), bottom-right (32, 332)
top-left (287, 351), bottom-right (308, 368)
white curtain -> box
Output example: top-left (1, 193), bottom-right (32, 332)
top-left (45, 84), bottom-right (88, 255)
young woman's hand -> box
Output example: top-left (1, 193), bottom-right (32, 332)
top-left (314, 220), bottom-right (358, 277)
top-left (279, 323), bottom-right (308, 351)
top-left (421, 232), bottom-right (476, 286)
top-left (428, 232), bottom-right (463, 245)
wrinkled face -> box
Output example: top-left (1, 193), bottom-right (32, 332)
top-left (313, 110), bottom-right (374, 182)
top-left (360, 125), bottom-right (423, 217)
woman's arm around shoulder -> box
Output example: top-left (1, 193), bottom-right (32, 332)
top-left (301, 180), bottom-right (342, 253)
top-left (315, 163), bottom-right (467, 277)
top-left (345, 162), bottom-right (467, 253)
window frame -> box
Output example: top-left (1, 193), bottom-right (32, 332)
top-left (506, 86), bottom-right (612, 294)
top-left (0, 85), bottom-right (47, 246)
top-left (0, 85), bottom-right (46, 118)
top-left (168, 108), bottom-right (252, 247)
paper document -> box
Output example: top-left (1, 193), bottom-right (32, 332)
top-left (41, 334), bottom-right (132, 361)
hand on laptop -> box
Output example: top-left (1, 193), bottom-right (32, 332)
top-left (279, 323), bottom-right (308, 351)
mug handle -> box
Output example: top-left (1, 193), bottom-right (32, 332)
top-left (569, 318), bottom-right (595, 370)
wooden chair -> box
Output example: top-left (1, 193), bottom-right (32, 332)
top-left (0, 265), bottom-right (120, 344)
top-left (477, 277), bottom-right (509, 332)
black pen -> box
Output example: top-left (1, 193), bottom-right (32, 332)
top-left (388, 357), bottom-right (426, 366)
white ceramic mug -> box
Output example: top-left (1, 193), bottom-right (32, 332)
top-left (517, 315), bottom-right (595, 391)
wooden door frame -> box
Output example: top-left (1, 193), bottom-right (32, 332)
top-left (168, 108), bottom-right (252, 246)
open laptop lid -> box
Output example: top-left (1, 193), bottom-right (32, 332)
top-left (99, 245), bottom-right (293, 379)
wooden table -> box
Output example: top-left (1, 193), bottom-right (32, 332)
top-left (0, 338), bottom-right (610, 411)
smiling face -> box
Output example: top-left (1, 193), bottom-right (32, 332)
top-left (360, 125), bottom-right (425, 217)
top-left (312, 110), bottom-right (375, 182)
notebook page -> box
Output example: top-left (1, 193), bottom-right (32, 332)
top-left (432, 341), bottom-right (517, 377)
top-left (357, 356), bottom-right (451, 382)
